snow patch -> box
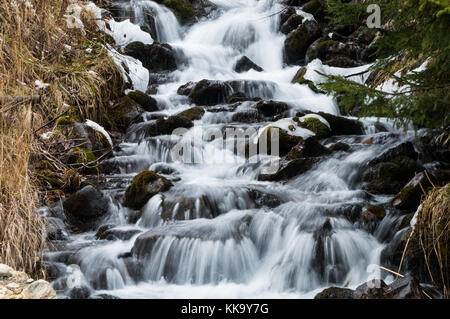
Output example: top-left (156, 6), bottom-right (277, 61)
top-left (254, 117), bottom-right (315, 143)
top-left (85, 119), bottom-right (113, 147)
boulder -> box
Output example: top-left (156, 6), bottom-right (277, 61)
top-left (234, 56), bottom-right (264, 73)
top-left (95, 225), bottom-right (141, 241)
top-left (232, 109), bottom-right (264, 123)
top-left (188, 79), bottom-right (233, 105)
top-left (126, 90), bottom-right (158, 112)
top-left (368, 142), bottom-right (418, 167)
top-left (123, 170), bottom-right (173, 210)
top-left (316, 112), bottom-right (364, 136)
top-left (227, 92), bottom-right (261, 104)
top-left (286, 137), bottom-right (331, 160)
top-left (291, 67), bottom-right (323, 93)
top-left (175, 106), bottom-right (205, 121)
top-left (279, 7), bottom-right (296, 28)
top-left (305, 39), bottom-right (361, 66)
top-left (112, 96), bottom-right (145, 131)
top-left (392, 172), bottom-right (433, 211)
top-left (144, 115), bottom-right (194, 137)
top-left (123, 41), bottom-right (177, 73)
top-left (284, 20), bottom-right (321, 65)
top-left (280, 14), bottom-right (304, 35)
top-left (314, 287), bottom-right (354, 299)
top-left (328, 142), bottom-right (351, 152)
top-left (254, 100), bottom-right (290, 117)
top-left (298, 117), bottom-right (331, 138)
top-left (177, 81), bottom-right (195, 96)
top-left (363, 156), bottom-right (419, 194)
top-left (63, 186), bottom-right (110, 231)
top-left (258, 158), bottom-right (318, 181)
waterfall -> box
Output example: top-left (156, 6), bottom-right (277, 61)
top-left (46, 0), bottom-right (415, 299)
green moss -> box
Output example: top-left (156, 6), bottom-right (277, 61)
top-left (147, 115), bottom-right (194, 136)
top-left (36, 169), bottom-right (62, 189)
top-left (68, 147), bottom-right (96, 165)
top-left (56, 116), bottom-right (75, 127)
top-left (126, 90), bottom-right (157, 111)
top-left (291, 67), bottom-right (322, 93)
top-left (127, 90), bottom-right (150, 105)
top-left (124, 170), bottom-right (171, 209)
top-left (176, 107), bottom-right (205, 121)
top-left (95, 130), bottom-right (111, 150)
top-left (263, 127), bottom-right (303, 156)
top-left (300, 117), bottom-right (331, 138)
top-left (163, 0), bottom-right (195, 24)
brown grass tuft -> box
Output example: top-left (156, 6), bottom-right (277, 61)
top-left (0, 0), bottom-right (125, 276)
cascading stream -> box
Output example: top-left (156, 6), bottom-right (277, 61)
top-left (46, 0), bottom-right (415, 298)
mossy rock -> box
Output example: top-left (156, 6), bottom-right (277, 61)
top-left (68, 147), bottom-right (96, 165)
top-left (284, 20), bottom-right (321, 65)
top-left (56, 116), bottom-right (75, 127)
top-left (291, 67), bottom-right (323, 93)
top-left (176, 106), bottom-right (205, 121)
top-left (123, 170), bottom-right (173, 210)
top-left (286, 137), bottom-right (331, 160)
top-left (300, 117), bottom-right (331, 138)
top-left (162, 0), bottom-right (195, 25)
top-left (126, 90), bottom-right (158, 112)
top-left (36, 169), bottom-right (62, 189)
top-left (256, 127), bottom-right (303, 156)
top-left (112, 96), bottom-right (145, 131)
top-left (362, 156), bottom-right (418, 194)
top-left (254, 100), bottom-right (290, 117)
top-left (146, 115), bottom-right (194, 137)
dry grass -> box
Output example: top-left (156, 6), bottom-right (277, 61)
top-left (415, 183), bottom-right (449, 297)
top-left (0, 0), bottom-right (124, 276)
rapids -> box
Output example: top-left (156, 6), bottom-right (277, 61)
top-left (45, 0), bottom-right (416, 299)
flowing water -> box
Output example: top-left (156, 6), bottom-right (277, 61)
top-left (45, 0), bottom-right (415, 298)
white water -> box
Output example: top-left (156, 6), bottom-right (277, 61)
top-left (46, 0), bottom-right (415, 299)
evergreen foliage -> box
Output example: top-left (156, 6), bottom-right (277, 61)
top-left (322, 0), bottom-right (450, 130)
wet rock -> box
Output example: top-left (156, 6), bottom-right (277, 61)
top-left (286, 137), bottom-right (331, 160)
top-left (362, 206), bottom-right (386, 221)
top-left (328, 142), bottom-right (350, 152)
top-left (232, 109), bottom-right (264, 123)
top-left (112, 96), bottom-right (145, 131)
top-left (188, 79), bottom-right (233, 105)
top-left (392, 172), bottom-right (434, 211)
top-left (176, 106), bottom-right (205, 121)
top-left (305, 39), bottom-right (361, 66)
top-left (68, 286), bottom-right (91, 299)
top-left (280, 14), bottom-right (304, 35)
top-left (258, 158), bottom-right (318, 181)
top-left (143, 115), bottom-right (194, 137)
top-left (254, 127), bottom-right (304, 157)
top-left (279, 7), bottom-right (296, 28)
top-left (368, 142), bottom-right (418, 167)
top-left (353, 279), bottom-right (388, 299)
top-left (363, 156), bottom-right (419, 194)
top-left (298, 117), bottom-right (331, 138)
top-left (234, 56), bottom-right (264, 73)
top-left (160, 195), bottom-right (216, 221)
top-left (291, 67), bottom-right (322, 93)
top-left (302, 0), bottom-right (327, 22)
top-left (284, 20), bottom-right (321, 65)
top-left (63, 186), bottom-right (110, 232)
top-left (227, 92), bottom-right (261, 104)
top-left (123, 170), bottom-right (173, 210)
top-left (96, 225), bottom-right (141, 241)
top-left (126, 90), bottom-right (158, 112)
top-left (314, 287), bottom-right (354, 299)
top-left (248, 189), bottom-right (282, 208)
top-left (123, 41), bottom-right (177, 73)
top-left (315, 112), bottom-right (364, 136)
top-left (177, 81), bottom-right (195, 96)
top-left (254, 100), bottom-right (290, 117)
